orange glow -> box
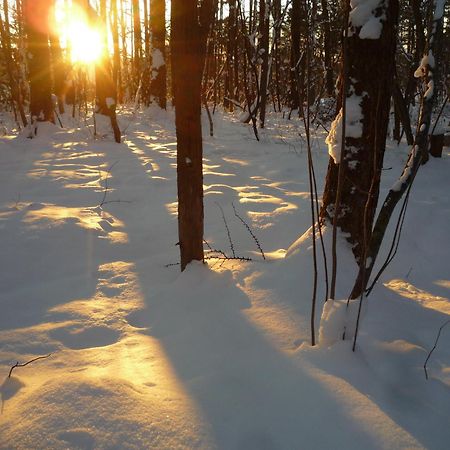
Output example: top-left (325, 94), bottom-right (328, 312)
top-left (54, 2), bottom-right (104, 64)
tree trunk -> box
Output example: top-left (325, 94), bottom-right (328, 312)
top-left (258, 0), bottom-right (270, 128)
top-left (0, 3), bottom-right (27, 126)
top-left (321, 0), bottom-right (334, 96)
top-left (150, 0), bottom-right (167, 108)
top-left (132, 0), bottom-right (142, 99)
top-left (350, 0), bottom-right (447, 298)
top-left (171, 0), bottom-right (213, 270)
top-left (24, 0), bottom-right (54, 126)
top-left (320, 0), bottom-right (399, 265)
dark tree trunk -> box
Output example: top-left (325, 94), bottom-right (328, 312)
top-left (258, 0), bottom-right (270, 128)
top-left (320, 0), bottom-right (399, 264)
top-left (49, 15), bottom-right (66, 115)
top-left (141, 0), bottom-right (151, 105)
top-left (93, 0), bottom-right (121, 142)
top-left (24, 0), bottom-right (54, 125)
top-left (290, 0), bottom-right (306, 111)
top-left (111, 0), bottom-right (121, 103)
top-left (350, 0), bottom-right (447, 298)
top-left (224, 0), bottom-right (237, 111)
top-left (0, 2), bottom-right (27, 126)
top-left (321, 0), bottom-right (334, 96)
top-left (132, 0), bottom-right (142, 98)
top-left (150, 0), bottom-right (167, 108)
top-left (171, 0), bottom-right (213, 270)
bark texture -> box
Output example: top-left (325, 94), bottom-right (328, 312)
top-left (320, 0), bottom-right (399, 263)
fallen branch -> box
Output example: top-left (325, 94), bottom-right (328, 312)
top-left (8, 354), bottom-right (52, 378)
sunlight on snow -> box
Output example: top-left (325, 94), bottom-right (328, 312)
top-left (384, 279), bottom-right (450, 315)
top-left (434, 280), bottom-right (450, 290)
top-left (23, 204), bottom-right (128, 244)
top-left (0, 260), bottom-right (210, 446)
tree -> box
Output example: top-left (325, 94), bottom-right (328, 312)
top-left (350, 0), bottom-right (447, 299)
top-left (320, 0), bottom-right (399, 296)
top-left (149, 0), bottom-right (167, 108)
top-left (171, 0), bottom-right (213, 271)
top-left (24, 0), bottom-right (54, 127)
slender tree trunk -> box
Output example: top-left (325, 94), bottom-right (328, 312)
top-left (149, 0), bottom-right (167, 108)
top-left (258, 0), bottom-right (270, 128)
top-left (132, 0), bottom-right (142, 99)
top-left (111, 0), bottom-right (121, 103)
top-left (224, 0), bottom-right (236, 110)
top-left (0, 3), bottom-right (27, 126)
top-left (321, 0), bottom-right (334, 96)
top-left (49, 2), bottom-right (65, 115)
top-left (141, 0), bottom-right (151, 105)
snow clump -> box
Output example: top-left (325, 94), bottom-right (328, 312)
top-left (349, 0), bottom-right (386, 39)
top-left (326, 93), bottom-right (364, 164)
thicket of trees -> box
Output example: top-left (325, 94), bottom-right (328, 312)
top-left (0, 0), bottom-right (448, 342)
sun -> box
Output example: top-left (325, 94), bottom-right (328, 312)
top-left (67, 20), bottom-right (103, 64)
top-left (53, 2), bottom-right (104, 65)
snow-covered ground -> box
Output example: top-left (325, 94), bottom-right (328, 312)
top-left (0, 108), bottom-right (449, 449)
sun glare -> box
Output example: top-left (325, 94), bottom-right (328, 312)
top-left (54, 2), bottom-right (104, 65)
top-left (68, 21), bottom-right (103, 64)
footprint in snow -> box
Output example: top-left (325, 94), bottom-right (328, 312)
top-left (50, 325), bottom-right (120, 350)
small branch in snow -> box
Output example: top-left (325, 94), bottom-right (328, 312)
top-left (8, 354), bottom-right (52, 378)
top-left (231, 202), bottom-right (265, 260)
top-left (215, 202), bottom-right (236, 258)
top-left (204, 255), bottom-right (252, 262)
top-left (203, 239), bottom-right (227, 259)
top-left (98, 161), bottom-right (119, 207)
top-left (424, 319), bottom-right (450, 380)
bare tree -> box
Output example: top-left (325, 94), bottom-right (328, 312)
top-left (171, 0), bottom-right (213, 271)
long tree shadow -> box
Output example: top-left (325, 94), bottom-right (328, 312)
top-left (125, 262), bottom-right (422, 450)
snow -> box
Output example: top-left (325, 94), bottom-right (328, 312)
top-left (349, 0), bottom-right (386, 39)
top-left (106, 97), bottom-right (116, 109)
top-left (414, 54), bottom-right (430, 78)
top-left (151, 49), bottom-right (165, 80)
top-left (0, 107), bottom-right (450, 449)
top-left (434, 0), bottom-right (446, 19)
top-left (326, 93), bottom-right (364, 163)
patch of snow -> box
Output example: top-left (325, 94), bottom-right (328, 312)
top-left (326, 93), bottom-right (364, 164)
top-left (349, 0), bottom-right (386, 39)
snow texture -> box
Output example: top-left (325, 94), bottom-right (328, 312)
top-left (0, 106), bottom-right (449, 449)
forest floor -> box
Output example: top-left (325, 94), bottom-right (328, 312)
top-left (0, 107), bottom-right (449, 449)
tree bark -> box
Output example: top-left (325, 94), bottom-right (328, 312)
top-left (171, 0), bottom-right (213, 270)
top-left (320, 0), bottom-right (399, 265)
top-left (150, 0), bottom-right (167, 108)
top-left (24, 0), bottom-right (54, 126)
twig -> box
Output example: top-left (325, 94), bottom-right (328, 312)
top-left (204, 255), bottom-right (252, 262)
top-left (203, 239), bottom-right (227, 258)
top-left (424, 319), bottom-right (450, 380)
top-left (99, 161), bottom-right (119, 207)
top-left (164, 262), bottom-right (181, 268)
top-left (8, 354), bottom-right (52, 378)
top-left (100, 199), bottom-right (133, 206)
top-left (231, 202), bottom-right (265, 260)
top-left (215, 202), bottom-right (236, 258)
